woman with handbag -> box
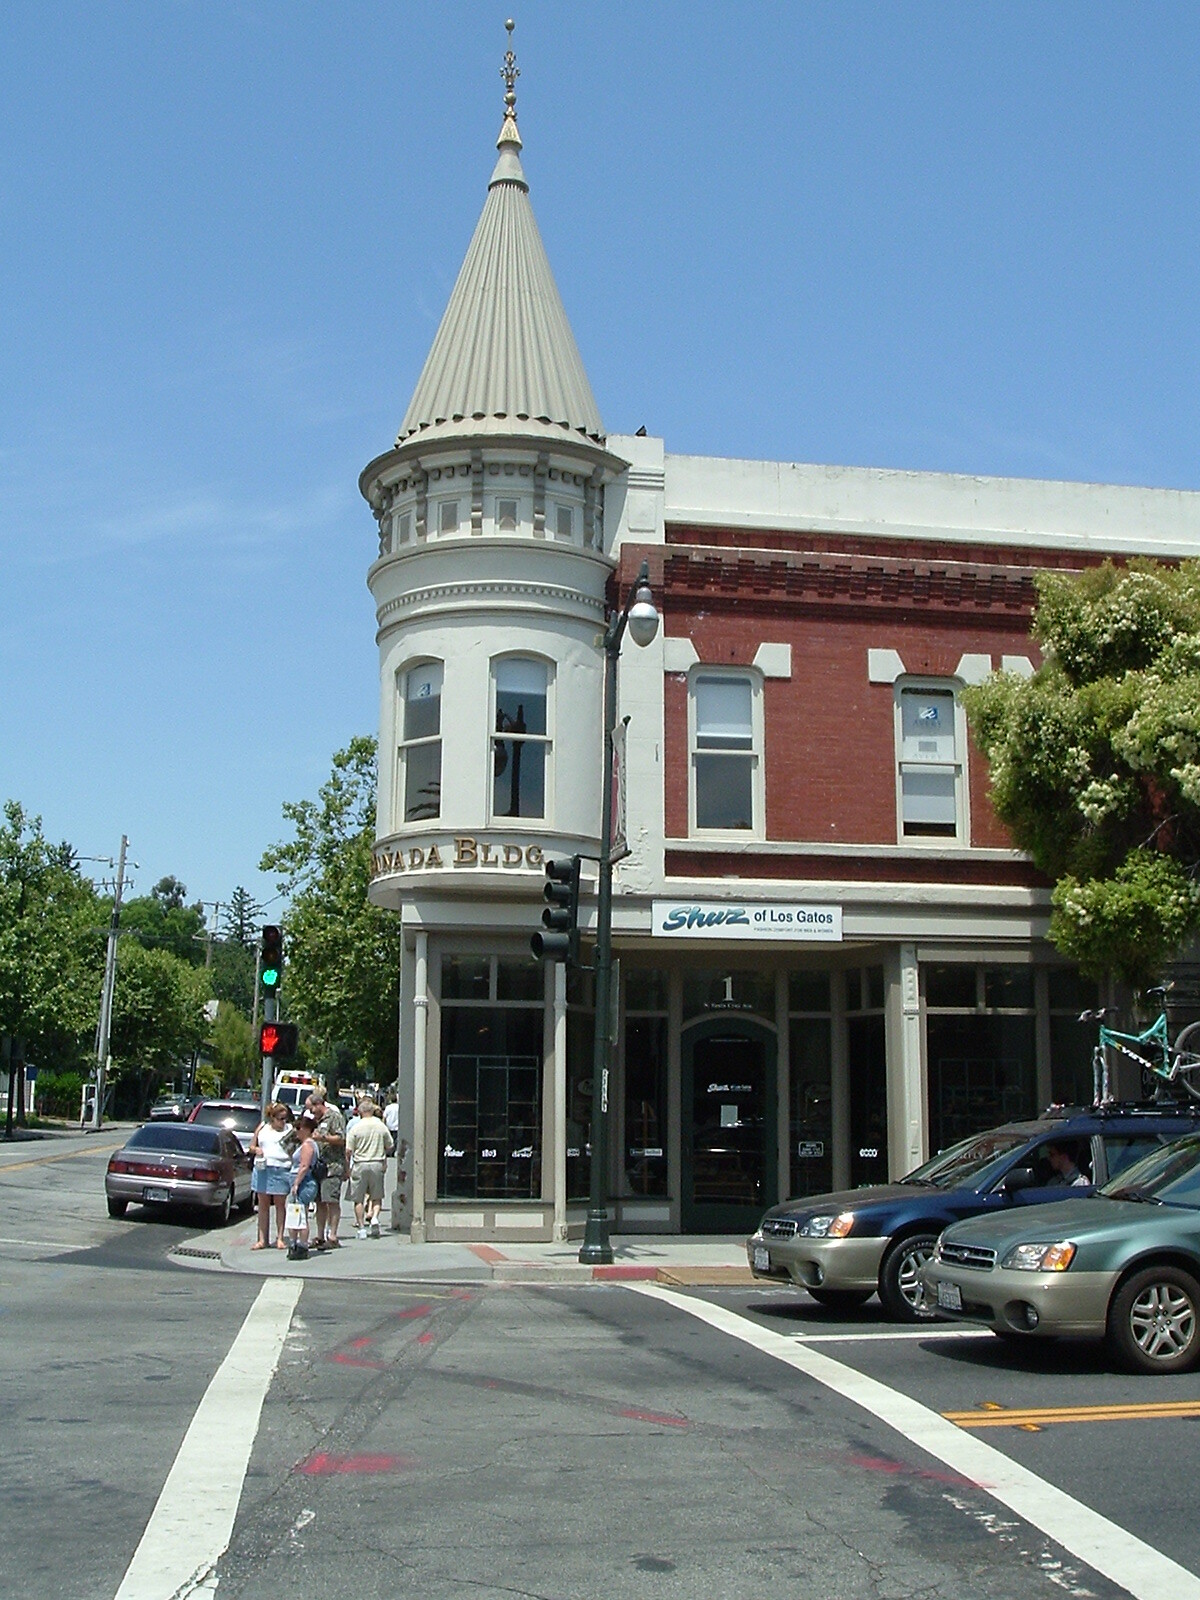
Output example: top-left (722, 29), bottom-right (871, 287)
top-left (249, 1101), bottom-right (293, 1250)
top-left (285, 1113), bottom-right (320, 1261)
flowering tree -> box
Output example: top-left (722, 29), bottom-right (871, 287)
top-left (965, 560), bottom-right (1200, 989)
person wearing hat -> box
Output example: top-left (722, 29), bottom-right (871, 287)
top-left (345, 1096), bottom-right (394, 1238)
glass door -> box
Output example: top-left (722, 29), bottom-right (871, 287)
top-left (681, 1018), bottom-right (777, 1233)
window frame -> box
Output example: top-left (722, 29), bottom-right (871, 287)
top-left (687, 668), bottom-right (764, 839)
top-left (396, 659), bottom-right (444, 826)
top-left (893, 678), bottom-right (968, 845)
top-left (489, 653), bottom-right (553, 825)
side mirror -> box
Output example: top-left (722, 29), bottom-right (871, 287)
top-left (1002, 1166), bottom-right (1037, 1194)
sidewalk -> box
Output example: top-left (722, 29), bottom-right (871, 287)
top-left (170, 1214), bottom-right (757, 1287)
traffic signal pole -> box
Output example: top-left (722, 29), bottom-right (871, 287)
top-left (259, 991), bottom-right (275, 1116)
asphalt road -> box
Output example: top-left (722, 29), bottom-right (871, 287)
top-left (2, 1130), bottom-right (1198, 1599)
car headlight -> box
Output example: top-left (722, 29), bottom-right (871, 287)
top-left (799, 1212), bottom-right (855, 1238)
top-left (1001, 1240), bottom-right (1076, 1272)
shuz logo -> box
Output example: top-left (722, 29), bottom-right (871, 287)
top-left (661, 905), bottom-right (750, 931)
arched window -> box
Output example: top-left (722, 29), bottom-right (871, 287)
top-left (491, 657), bottom-right (550, 820)
top-left (398, 662), bottom-right (442, 823)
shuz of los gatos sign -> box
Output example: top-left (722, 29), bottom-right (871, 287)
top-left (653, 901), bottom-right (843, 941)
top-left (371, 836), bottom-right (546, 877)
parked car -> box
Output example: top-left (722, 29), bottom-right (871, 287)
top-left (922, 1131), bottom-right (1200, 1372)
top-left (188, 1098), bottom-right (263, 1152)
top-left (148, 1093), bottom-right (205, 1122)
top-left (105, 1122), bottom-right (253, 1222)
top-left (746, 1102), bottom-right (1200, 1321)
top-left (226, 1087), bottom-right (258, 1105)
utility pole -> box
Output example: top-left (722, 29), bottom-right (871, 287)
top-left (198, 901), bottom-right (222, 968)
top-left (91, 835), bottom-right (129, 1132)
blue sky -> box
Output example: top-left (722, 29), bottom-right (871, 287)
top-left (2, 2), bottom-right (1198, 923)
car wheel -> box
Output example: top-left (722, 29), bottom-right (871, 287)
top-left (878, 1233), bottom-right (939, 1321)
top-left (216, 1185), bottom-right (233, 1225)
top-left (1108, 1265), bottom-right (1200, 1374)
top-left (106, 1197), bottom-right (128, 1219)
top-left (807, 1288), bottom-right (873, 1311)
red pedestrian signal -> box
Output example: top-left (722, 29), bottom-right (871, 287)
top-left (259, 1021), bottom-right (298, 1060)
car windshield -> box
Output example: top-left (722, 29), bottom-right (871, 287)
top-left (191, 1105), bottom-right (259, 1133)
top-left (901, 1129), bottom-right (1033, 1190)
top-left (127, 1124), bottom-right (222, 1154)
top-left (1099, 1133), bottom-right (1200, 1209)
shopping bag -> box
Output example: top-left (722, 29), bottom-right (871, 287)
top-left (284, 1200), bottom-right (306, 1233)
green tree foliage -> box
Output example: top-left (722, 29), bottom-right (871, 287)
top-left (121, 876), bottom-right (207, 966)
top-left (261, 736), bottom-right (403, 1080)
top-left (208, 999), bottom-right (257, 1088)
top-left (108, 940), bottom-right (210, 1115)
top-left (964, 560), bottom-right (1200, 987)
top-left (209, 939), bottom-right (257, 1017)
top-left (222, 885), bottom-right (264, 948)
top-left (0, 801), bottom-right (105, 1064)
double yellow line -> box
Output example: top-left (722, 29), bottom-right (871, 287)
top-left (946, 1398), bottom-right (1200, 1429)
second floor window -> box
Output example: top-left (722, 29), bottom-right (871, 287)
top-left (692, 673), bottom-right (758, 832)
top-left (493, 658), bottom-right (549, 819)
top-left (896, 683), bottom-right (964, 841)
top-left (399, 663), bottom-right (442, 822)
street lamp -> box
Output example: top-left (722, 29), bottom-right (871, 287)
top-left (580, 558), bottom-right (659, 1265)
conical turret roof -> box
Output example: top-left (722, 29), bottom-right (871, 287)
top-left (398, 93), bottom-right (605, 446)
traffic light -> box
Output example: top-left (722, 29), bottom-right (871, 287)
top-left (261, 925), bottom-right (282, 992)
top-left (259, 1021), bottom-right (298, 1060)
top-left (531, 856), bottom-right (582, 964)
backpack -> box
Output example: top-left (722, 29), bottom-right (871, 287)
top-left (310, 1145), bottom-right (330, 1187)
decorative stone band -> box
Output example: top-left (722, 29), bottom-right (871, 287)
top-left (374, 578), bottom-right (606, 631)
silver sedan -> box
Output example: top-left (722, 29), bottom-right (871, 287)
top-left (105, 1122), bottom-right (253, 1224)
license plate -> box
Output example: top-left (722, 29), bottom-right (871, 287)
top-left (936, 1280), bottom-right (962, 1312)
top-left (142, 1186), bottom-right (171, 1204)
top-left (753, 1247), bottom-right (770, 1272)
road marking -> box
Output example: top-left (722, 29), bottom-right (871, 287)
top-left (0, 1236), bottom-right (92, 1251)
top-left (0, 1141), bottom-right (122, 1174)
top-left (947, 1399), bottom-right (1200, 1428)
top-left (113, 1276), bottom-right (301, 1600)
top-left (630, 1282), bottom-right (1200, 1600)
top-left (791, 1327), bottom-right (994, 1344)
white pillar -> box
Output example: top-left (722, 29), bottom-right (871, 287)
top-left (412, 932), bottom-right (429, 1243)
top-left (552, 961), bottom-right (568, 1240)
top-left (889, 944), bottom-right (926, 1176)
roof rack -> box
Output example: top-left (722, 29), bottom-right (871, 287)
top-left (1039, 1099), bottom-right (1200, 1120)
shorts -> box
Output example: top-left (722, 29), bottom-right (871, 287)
top-left (350, 1161), bottom-right (385, 1205)
top-left (293, 1176), bottom-right (318, 1207)
top-left (318, 1176), bottom-right (343, 1204)
top-left (252, 1165), bottom-right (292, 1196)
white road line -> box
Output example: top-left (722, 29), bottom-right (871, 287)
top-left (113, 1277), bottom-right (302, 1600)
top-left (630, 1282), bottom-right (1200, 1600)
top-left (792, 1326), bottom-right (994, 1343)
top-left (0, 1237), bottom-right (92, 1251)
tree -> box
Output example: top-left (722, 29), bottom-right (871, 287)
top-left (0, 802), bottom-right (105, 1081)
top-left (964, 560), bottom-right (1200, 988)
top-left (208, 999), bottom-right (257, 1088)
top-left (261, 736), bottom-right (404, 1079)
top-left (107, 940), bottom-right (210, 1116)
top-left (121, 877), bottom-right (207, 966)
top-left (222, 886), bottom-right (264, 949)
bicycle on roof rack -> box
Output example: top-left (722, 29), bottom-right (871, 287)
top-left (1081, 985), bottom-right (1200, 1104)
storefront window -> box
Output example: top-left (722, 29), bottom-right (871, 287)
top-left (438, 956), bottom-right (543, 1201)
top-left (624, 1016), bottom-right (667, 1195)
top-left (926, 1012), bottom-right (1036, 1152)
top-left (1048, 967), bottom-right (1100, 1106)
top-left (789, 1016), bottom-right (832, 1198)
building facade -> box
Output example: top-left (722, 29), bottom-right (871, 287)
top-left (361, 48), bottom-right (1200, 1242)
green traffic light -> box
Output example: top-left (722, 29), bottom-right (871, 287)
top-left (262, 966), bottom-right (280, 989)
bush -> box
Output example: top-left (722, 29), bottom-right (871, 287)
top-left (35, 1070), bottom-right (85, 1119)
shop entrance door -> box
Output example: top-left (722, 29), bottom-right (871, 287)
top-left (681, 1017), bottom-right (777, 1234)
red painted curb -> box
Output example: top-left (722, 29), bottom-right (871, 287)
top-left (591, 1265), bottom-right (659, 1281)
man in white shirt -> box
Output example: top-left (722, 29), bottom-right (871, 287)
top-left (383, 1095), bottom-right (399, 1136)
top-left (345, 1098), bottom-right (394, 1238)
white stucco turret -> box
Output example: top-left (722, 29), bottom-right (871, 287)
top-left (362, 54), bottom-right (627, 914)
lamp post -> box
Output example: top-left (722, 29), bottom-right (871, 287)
top-left (579, 558), bottom-right (659, 1265)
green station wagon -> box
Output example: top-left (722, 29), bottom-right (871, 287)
top-left (921, 1131), bottom-right (1200, 1372)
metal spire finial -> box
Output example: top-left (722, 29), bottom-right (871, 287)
top-left (501, 18), bottom-right (519, 123)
